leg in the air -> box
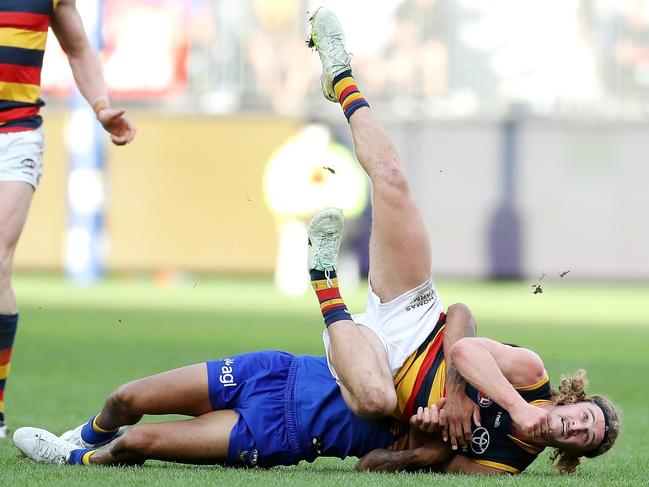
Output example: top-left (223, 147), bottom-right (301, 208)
top-left (308, 8), bottom-right (432, 418)
top-left (308, 210), bottom-right (395, 418)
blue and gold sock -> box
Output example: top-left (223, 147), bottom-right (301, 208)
top-left (333, 70), bottom-right (370, 121)
top-left (80, 414), bottom-right (119, 445)
top-left (310, 269), bottom-right (352, 326)
top-left (68, 448), bottom-right (97, 465)
top-left (0, 313), bottom-right (18, 424)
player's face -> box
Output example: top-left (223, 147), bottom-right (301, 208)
top-left (545, 402), bottom-right (606, 452)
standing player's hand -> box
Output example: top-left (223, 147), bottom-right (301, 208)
top-left (97, 108), bottom-right (137, 146)
top-left (441, 389), bottom-right (481, 450)
top-left (511, 403), bottom-right (551, 439)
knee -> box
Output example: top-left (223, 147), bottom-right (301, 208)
top-left (372, 162), bottom-right (410, 197)
top-left (0, 243), bottom-right (13, 279)
top-left (110, 428), bottom-right (154, 458)
top-left (106, 383), bottom-right (140, 416)
top-left (353, 385), bottom-right (397, 419)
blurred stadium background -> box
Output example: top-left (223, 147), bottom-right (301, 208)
top-left (17, 0), bottom-right (649, 281)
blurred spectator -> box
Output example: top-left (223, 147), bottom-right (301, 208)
top-left (387, 0), bottom-right (451, 99)
top-left (40, 0), bottom-right (649, 118)
top-left (245, 0), bottom-right (313, 114)
top-left (591, 0), bottom-right (649, 103)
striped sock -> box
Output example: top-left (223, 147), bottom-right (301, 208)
top-left (80, 414), bottom-right (119, 445)
top-left (333, 70), bottom-right (370, 121)
top-left (0, 313), bottom-right (18, 424)
top-left (310, 269), bottom-right (352, 326)
top-left (68, 448), bottom-right (97, 465)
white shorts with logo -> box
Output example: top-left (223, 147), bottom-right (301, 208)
top-left (0, 127), bottom-right (45, 189)
top-left (323, 275), bottom-right (444, 379)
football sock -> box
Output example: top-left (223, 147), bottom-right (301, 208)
top-left (80, 413), bottom-right (119, 445)
top-left (68, 448), bottom-right (97, 465)
top-left (333, 70), bottom-right (370, 121)
top-left (0, 313), bottom-right (18, 424)
top-left (310, 269), bottom-right (352, 326)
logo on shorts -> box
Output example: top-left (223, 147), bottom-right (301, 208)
top-left (240, 448), bottom-right (259, 467)
top-left (311, 436), bottom-right (324, 455)
top-left (219, 357), bottom-right (237, 388)
top-left (470, 427), bottom-right (490, 454)
top-left (21, 158), bottom-right (36, 169)
top-left (405, 284), bottom-right (438, 312)
top-left (477, 392), bottom-right (493, 408)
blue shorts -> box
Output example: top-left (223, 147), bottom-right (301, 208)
top-left (206, 351), bottom-right (302, 468)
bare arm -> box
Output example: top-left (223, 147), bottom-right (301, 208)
top-left (51, 0), bottom-right (136, 145)
top-left (356, 397), bottom-right (505, 475)
top-left (442, 303), bottom-right (481, 450)
top-left (357, 445), bottom-right (505, 474)
top-left (450, 337), bottom-right (550, 437)
top-left (432, 454), bottom-right (507, 474)
top-left (50, 0), bottom-right (106, 109)
top-left (356, 441), bottom-right (452, 472)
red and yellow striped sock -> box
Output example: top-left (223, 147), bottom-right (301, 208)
top-left (0, 314), bottom-right (18, 424)
top-left (333, 70), bottom-right (370, 121)
top-left (310, 269), bottom-right (352, 326)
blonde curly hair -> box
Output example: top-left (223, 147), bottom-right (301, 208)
top-left (549, 369), bottom-right (620, 474)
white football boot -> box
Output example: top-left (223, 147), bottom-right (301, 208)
top-left (308, 6), bottom-right (352, 102)
top-left (13, 427), bottom-right (78, 465)
top-left (60, 422), bottom-right (126, 448)
top-left (308, 208), bottom-right (344, 288)
top-left (0, 420), bottom-right (7, 439)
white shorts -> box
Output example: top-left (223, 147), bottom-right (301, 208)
top-left (323, 275), bottom-right (444, 379)
top-left (0, 127), bottom-right (45, 189)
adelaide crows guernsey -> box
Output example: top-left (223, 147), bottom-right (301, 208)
top-left (393, 312), bottom-right (447, 422)
top-left (392, 320), bottom-right (553, 473)
top-left (0, 0), bottom-right (60, 132)
top-left (461, 377), bottom-right (552, 473)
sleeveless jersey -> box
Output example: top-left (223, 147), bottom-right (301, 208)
top-left (0, 0), bottom-right (59, 132)
top-left (393, 312), bottom-right (447, 422)
top-left (461, 377), bottom-right (552, 473)
top-left (392, 324), bottom-right (553, 473)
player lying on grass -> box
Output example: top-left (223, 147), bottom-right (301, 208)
top-left (304, 6), bottom-right (620, 474)
top-left (10, 304), bottom-right (470, 470)
top-left (12, 299), bottom-right (617, 474)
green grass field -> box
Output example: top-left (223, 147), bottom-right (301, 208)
top-left (1, 274), bottom-right (647, 486)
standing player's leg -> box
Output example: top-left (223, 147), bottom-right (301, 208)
top-left (0, 182), bottom-right (35, 438)
top-left (308, 8), bottom-right (432, 417)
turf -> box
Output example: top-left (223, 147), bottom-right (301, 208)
top-left (0, 274), bottom-right (647, 486)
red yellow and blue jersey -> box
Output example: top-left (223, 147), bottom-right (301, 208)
top-left (391, 321), bottom-right (553, 474)
top-left (0, 0), bottom-right (60, 133)
top-left (393, 312), bottom-right (447, 422)
top-left (461, 376), bottom-right (553, 473)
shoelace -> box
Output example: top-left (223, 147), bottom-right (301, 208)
top-left (326, 34), bottom-right (351, 69)
top-left (324, 268), bottom-right (333, 289)
top-left (313, 234), bottom-right (338, 288)
top-left (35, 435), bottom-right (67, 465)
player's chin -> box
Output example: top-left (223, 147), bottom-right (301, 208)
top-left (545, 417), bottom-right (563, 444)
